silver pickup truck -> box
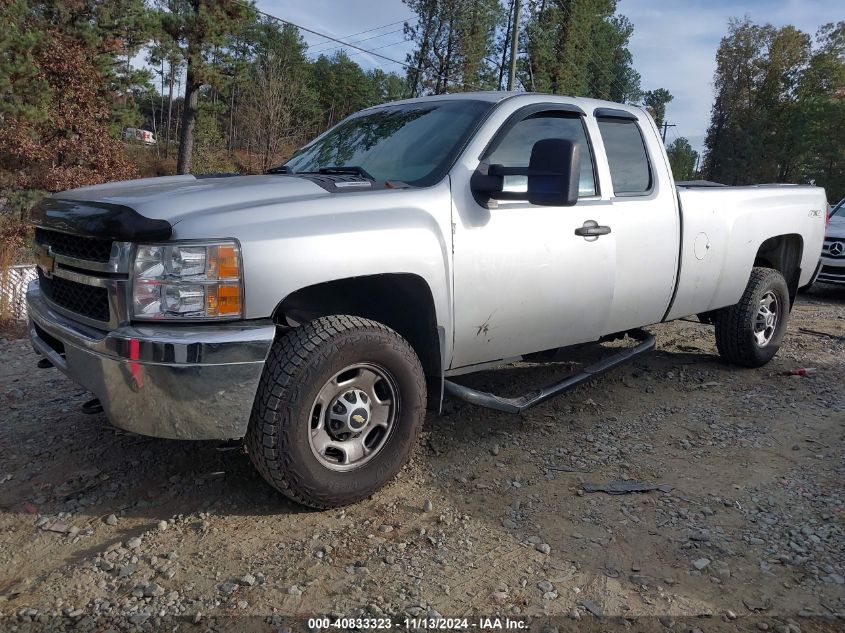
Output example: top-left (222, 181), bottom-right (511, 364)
top-left (27, 92), bottom-right (826, 508)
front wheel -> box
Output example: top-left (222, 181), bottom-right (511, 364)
top-left (246, 315), bottom-right (426, 509)
top-left (714, 267), bottom-right (790, 367)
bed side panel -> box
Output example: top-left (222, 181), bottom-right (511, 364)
top-left (666, 186), bottom-right (826, 320)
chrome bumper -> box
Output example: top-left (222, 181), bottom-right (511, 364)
top-left (26, 281), bottom-right (276, 439)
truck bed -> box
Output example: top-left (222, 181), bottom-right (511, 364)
top-left (666, 185), bottom-right (827, 321)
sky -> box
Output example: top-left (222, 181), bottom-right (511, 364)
top-left (256, 0), bottom-right (844, 157)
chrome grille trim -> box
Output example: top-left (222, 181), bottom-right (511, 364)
top-left (33, 231), bottom-right (134, 330)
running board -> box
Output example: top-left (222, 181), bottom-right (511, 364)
top-left (443, 329), bottom-right (655, 414)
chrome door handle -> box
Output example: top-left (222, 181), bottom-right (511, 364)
top-left (574, 220), bottom-right (611, 238)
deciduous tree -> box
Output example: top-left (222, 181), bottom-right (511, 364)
top-left (241, 22), bottom-right (317, 172)
top-left (703, 18), bottom-right (844, 201)
top-left (666, 137), bottom-right (698, 181)
top-left (404, 0), bottom-right (503, 95)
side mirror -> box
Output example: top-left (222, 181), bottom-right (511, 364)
top-left (470, 138), bottom-right (580, 207)
top-left (527, 138), bottom-right (580, 207)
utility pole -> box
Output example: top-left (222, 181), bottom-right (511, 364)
top-left (498, 0), bottom-right (514, 90)
top-left (507, 0), bottom-right (521, 91)
top-left (661, 121), bottom-right (677, 143)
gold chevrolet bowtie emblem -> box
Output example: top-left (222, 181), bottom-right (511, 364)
top-left (352, 414), bottom-right (365, 424)
top-left (36, 248), bottom-right (55, 278)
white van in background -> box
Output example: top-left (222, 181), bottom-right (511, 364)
top-left (123, 128), bottom-right (156, 145)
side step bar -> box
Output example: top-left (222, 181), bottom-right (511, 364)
top-left (443, 329), bottom-right (655, 414)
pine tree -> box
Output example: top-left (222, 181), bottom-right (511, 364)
top-left (0, 0), bottom-right (49, 122)
top-left (643, 88), bottom-right (673, 129)
top-left (523, 0), bottom-right (639, 100)
top-left (0, 0), bottom-right (141, 193)
top-left (153, 0), bottom-right (256, 174)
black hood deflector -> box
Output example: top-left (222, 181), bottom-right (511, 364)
top-left (31, 198), bottom-right (172, 242)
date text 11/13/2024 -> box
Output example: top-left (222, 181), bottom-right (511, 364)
top-left (307, 617), bottom-right (528, 630)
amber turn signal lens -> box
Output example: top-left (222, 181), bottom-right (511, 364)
top-left (217, 284), bottom-right (242, 316)
top-left (217, 245), bottom-right (240, 280)
top-left (206, 284), bottom-right (242, 317)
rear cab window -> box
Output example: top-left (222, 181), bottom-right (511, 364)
top-left (596, 117), bottom-right (652, 196)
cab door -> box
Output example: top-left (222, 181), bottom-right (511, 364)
top-left (590, 111), bottom-right (679, 332)
top-left (449, 104), bottom-right (617, 369)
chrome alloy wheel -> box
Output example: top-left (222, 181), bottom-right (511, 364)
top-left (308, 363), bottom-right (399, 471)
top-left (753, 291), bottom-right (779, 347)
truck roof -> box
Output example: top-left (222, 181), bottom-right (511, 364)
top-left (364, 91), bottom-right (648, 120)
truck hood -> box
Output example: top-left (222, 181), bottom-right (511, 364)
top-left (55, 174), bottom-right (331, 226)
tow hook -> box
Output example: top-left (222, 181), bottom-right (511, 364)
top-left (81, 398), bottom-right (104, 415)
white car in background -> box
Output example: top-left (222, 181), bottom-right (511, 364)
top-left (816, 198), bottom-right (845, 285)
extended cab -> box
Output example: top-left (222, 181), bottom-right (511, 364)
top-left (27, 92), bottom-right (827, 507)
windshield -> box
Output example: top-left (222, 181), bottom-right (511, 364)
top-left (833, 199), bottom-right (844, 217)
top-left (284, 100), bottom-right (493, 186)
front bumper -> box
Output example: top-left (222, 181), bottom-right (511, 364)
top-left (27, 281), bottom-right (276, 439)
top-left (816, 256), bottom-right (845, 285)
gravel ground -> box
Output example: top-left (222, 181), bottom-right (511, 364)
top-left (0, 285), bottom-right (843, 632)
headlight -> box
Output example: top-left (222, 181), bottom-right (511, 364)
top-left (131, 241), bottom-right (243, 320)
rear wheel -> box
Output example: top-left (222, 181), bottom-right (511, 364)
top-left (246, 315), bottom-right (426, 509)
top-left (714, 267), bottom-right (790, 367)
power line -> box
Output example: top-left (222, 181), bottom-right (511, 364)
top-left (319, 37), bottom-right (413, 68)
top-left (306, 17), bottom-right (415, 51)
top-left (344, 37), bottom-right (414, 59)
top-left (242, 2), bottom-right (416, 71)
top-left (300, 17), bottom-right (414, 50)
top-left (310, 25), bottom-right (411, 57)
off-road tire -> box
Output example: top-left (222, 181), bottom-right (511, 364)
top-left (714, 267), bottom-right (790, 368)
top-left (246, 315), bottom-right (426, 509)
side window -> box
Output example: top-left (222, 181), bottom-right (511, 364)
top-left (597, 118), bottom-right (652, 195)
top-left (486, 111), bottom-right (596, 197)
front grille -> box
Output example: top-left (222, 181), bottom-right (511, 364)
top-left (35, 228), bottom-right (113, 263)
top-left (820, 265), bottom-right (845, 277)
top-left (38, 269), bottom-right (110, 322)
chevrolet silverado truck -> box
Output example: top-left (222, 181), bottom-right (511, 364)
top-left (27, 92), bottom-right (827, 508)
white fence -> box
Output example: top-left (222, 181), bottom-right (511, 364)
top-left (1, 264), bottom-right (36, 322)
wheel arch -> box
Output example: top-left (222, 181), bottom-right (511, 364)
top-left (272, 273), bottom-right (443, 378)
top-left (753, 233), bottom-right (804, 304)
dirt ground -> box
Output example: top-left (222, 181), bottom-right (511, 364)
top-left (0, 285), bottom-right (843, 632)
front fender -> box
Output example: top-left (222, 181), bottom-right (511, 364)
top-left (173, 180), bottom-right (455, 366)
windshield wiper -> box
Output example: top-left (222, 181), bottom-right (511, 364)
top-left (315, 165), bottom-right (375, 180)
top-left (266, 165), bottom-right (289, 174)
